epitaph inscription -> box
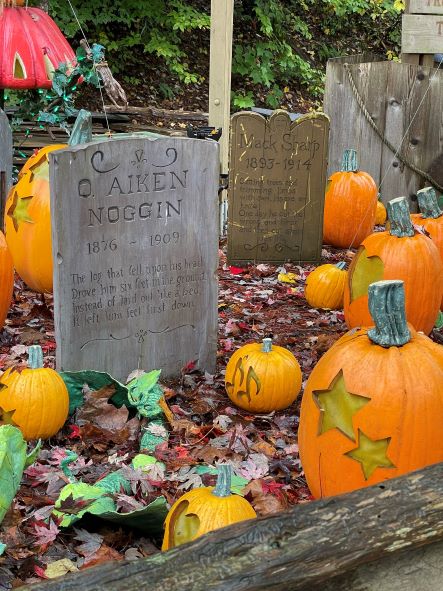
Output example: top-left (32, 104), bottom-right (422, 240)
top-left (0, 109), bottom-right (12, 227)
top-left (50, 137), bottom-right (219, 381)
top-left (227, 110), bottom-right (329, 265)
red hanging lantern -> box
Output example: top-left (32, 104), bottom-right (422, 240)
top-left (0, 0), bottom-right (75, 90)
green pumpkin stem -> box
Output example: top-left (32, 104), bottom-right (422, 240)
top-left (28, 345), bottom-right (44, 369)
top-left (387, 197), bottom-right (414, 238)
top-left (417, 187), bottom-right (442, 219)
top-left (213, 464), bottom-right (232, 498)
top-left (262, 338), bottom-right (273, 353)
top-left (335, 262), bottom-right (347, 271)
top-left (341, 149), bottom-right (358, 172)
top-left (367, 280), bottom-right (411, 347)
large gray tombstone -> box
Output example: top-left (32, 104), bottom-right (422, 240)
top-left (50, 136), bottom-right (219, 381)
top-left (0, 109), bottom-right (12, 229)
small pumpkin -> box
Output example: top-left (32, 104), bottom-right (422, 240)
top-left (323, 149), bottom-right (377, 249)
top-left (0, 231), bottom-right (14, 329)
top-left (375, 197), bottom-right (387, 226)
top-left (299, 280), bottom-right (443, 499)
top-left (162, 464), bottom-right (256, 550)
top-left (305, 262), bottom-right (347, 310)
top-left (0, 345), bottom-right (69, 440)
top-left (4, 144), bottom-right (66, 293)
top-left (225, 338), bottom-right (302, 413)
top-left (411, 187), bottom-right (443, 310)
top-left (344, 196), bottom-right (443, 334)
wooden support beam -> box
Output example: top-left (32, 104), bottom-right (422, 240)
top-left (208, 0), bottom-right (234, 175)
top-left (23, 462), bottom-right (443, 591)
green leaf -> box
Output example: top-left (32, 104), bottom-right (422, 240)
top-left (53, 483), bottom-right (116, 527)
top-left (127, 370), bottom-right (163, 419)
top-left (101, 496), bottom-right (168, 537)
top-left (435, 311), bottom-right (443, 329)
top-left (60, 370), bottom-right (130, 414)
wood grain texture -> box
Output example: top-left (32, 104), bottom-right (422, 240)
top-left (324, 58), bottom-right (443, 208)
top-left (22, 462), bottom-right (443, 591)
top-left (0, 109), bottom-right (12, 228)
top-left (409, 0), bottom-right (443, 15)
top-left (50, 136), bottom-right (219, 382)
top-left (227, 110), bottom-right (329, 264)
top-left (402, 14), bottom-right (443, 54)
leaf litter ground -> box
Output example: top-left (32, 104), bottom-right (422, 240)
top-left (0, 241), bottom-right (393, 586)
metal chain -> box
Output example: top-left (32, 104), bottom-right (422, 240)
top-left (343, 63), bottom-right (443, 193)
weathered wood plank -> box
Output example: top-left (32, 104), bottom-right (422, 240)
top-left (23, 462), bottom-right (443, 591)
top-left (402, 14), bottom-right (443, 54)
top-left (409, 0), bottom-right (443, 14)
top-left (0, 109), bottom-right (12, 228)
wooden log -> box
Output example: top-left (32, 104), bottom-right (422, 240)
top-left (104, 105), bottom-right (209, 122)
top-left (23, 462), bottom-right (443, 591)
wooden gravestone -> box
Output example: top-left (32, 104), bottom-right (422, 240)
top-left (0, 109), bottom-right (12, 229)
top-left (50, 136), bottom-right (219, 382)
top-left (227, 110), bottom-right (329, 265)
top-left (403, 0), bottom-right (443, 66)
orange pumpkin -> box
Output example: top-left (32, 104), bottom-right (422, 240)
top-left (0, 345), bottom-right (69, 440)
top-left (375, 198), bottom-right (387, 226)
top-left (0, 231), bottom-right (14, 329)
top-left (344, 196), bottom-right (443, 334)
top-left (299, 279), bottom-right (443, 498)
top-left (225, 338), bottom-right (302, 413)
top-left (323, 149), bottom-right (377, 248)
top-left (162, 465), bottom-right (256, 550)
top-left (411, 187), bottom-right (443, 310)
top-left (4, 144), bottom-right (66, 293)
top-left (305, 262), bottom-right (347, 310)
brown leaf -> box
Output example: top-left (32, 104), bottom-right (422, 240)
top-left (191, 444), bottom-right (242, 464)
top-left (243, 479), bottom-right (288, 516)
top-left (81, 544), bottom-right (123, 569)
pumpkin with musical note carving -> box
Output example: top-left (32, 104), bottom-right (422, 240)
top-left (225, 338), bottom-right (302, 413)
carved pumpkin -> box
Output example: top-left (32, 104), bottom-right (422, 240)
top-left (344, 197), bottom-right (443, 334)
top-left (305, 262), bottom-right (347, 310)
top-left (4, 144), bottom-right (66, 293)
top-left (411, 187), bottom-right (443, 310)
top-left (323, 149), bottom-right (377, 248)
top-left (299, 280), bottom-right (443, 498)
top-left (225, 338), bottom-right (302, 413)
top-left (162, 465), bottom-right (256, 551)
top-left (375, 198), bottom-right (387, 226)
top-left (0, 230), bottom-right (13, 329)
top-left (0, 345), bottom-right (69, 440)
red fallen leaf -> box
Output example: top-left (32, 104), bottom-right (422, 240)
top-left (237, 321), bottom-right (250, 331)
top-left (68, 424), bottom-right (81, 439)
top-left (262, 480), bottom-right (286, 497)
top-left (31, 519), bottom-right (60, 551)
top-left (229, 266), bottom-right (247, 275)
top-left (34, 565), bottom-right (48, 579)
top-left (40, 340), bottom-right (56, 354)
top-left (181, 360), bottom-right (196, 374)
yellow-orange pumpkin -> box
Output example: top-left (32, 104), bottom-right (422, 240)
top-left (0, 345), bottom-right (69, 440)
top-left (4, 144), bottom-right (66, 293)
top-left (344, 196), bottom-right (443, 334)
top-left (0, 231), bottom-right (14, 328)
top-left (162, 465), bottom-right (256, 550)
top-left (299, 280), bottom-right (443, 498)
top-left (375, 199), bottom-right (387, 226)
top-left (225, 338), bottom-right (302, 413)
top-left (305, 262), bottom-right (347, 310)
top-left (323, 149), bottom-right (377, 248)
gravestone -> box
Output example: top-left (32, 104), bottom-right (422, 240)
top-left (0, 109), bottom-right (12, 229)
top-left (50, 136), bottom-right (219, 381)
top-left (227, 110), bottom-right (329, 265)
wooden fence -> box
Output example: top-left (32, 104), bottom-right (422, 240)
top-left (324, 54), bottom-right (443, 208)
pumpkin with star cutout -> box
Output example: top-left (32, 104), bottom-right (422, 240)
top-left (0, 345), bottom-right (69, 440)
top-left (298, 280), bottom-right (443, 499)
top-left (162, 464), bottom-right (256, 550)
top-left (225, 338), bottom-right (302, 413)
top-left (344, 196), bottom-right (443, 334)
top-left (0, 231), bottom-right (14, 329)
top-left (4, 144), bottom-right (66, 293)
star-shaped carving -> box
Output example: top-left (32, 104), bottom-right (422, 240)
top-left (313, 371), bottom-right (370, 441)
top-left (345, 429), bottom-right (395, 480)
top-left (29, 157), bottom-right (49, 182)
top-left (7, 192), bottom-right (34, 232)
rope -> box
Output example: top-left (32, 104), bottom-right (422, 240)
top-left (343, 62), bottom-right (443, 193)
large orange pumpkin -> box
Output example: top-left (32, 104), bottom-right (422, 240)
top-left (4, 144), bottom-right (66, 293)
top-left (162, 465), bottom-right (256, 550)
top-left (0, 345), bottom-right (69, 440)
top-left (344, 196), bottom-right (443, 334)
top-left (225, 338), bottom-right (302, 413)
top-left (299, 280), bottom-right (443, 498)
top-left (323, 149), bottom-right (377, 249)
top-left (411, 187), bottom-right (443, 310)
top-left (0, 231), bottom-right (14, 329)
